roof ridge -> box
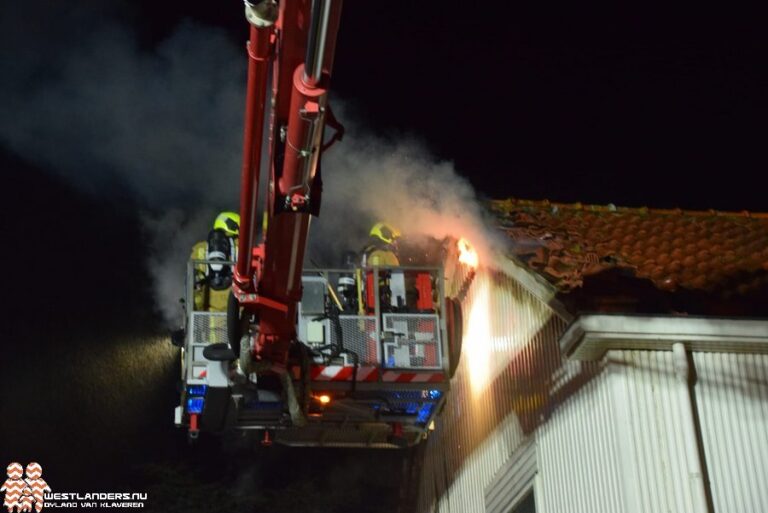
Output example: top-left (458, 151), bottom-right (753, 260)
top-left (490, 198), bottom-right (768, 219)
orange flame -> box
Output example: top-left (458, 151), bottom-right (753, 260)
top-left (457, 237), bottom-right (479, 268)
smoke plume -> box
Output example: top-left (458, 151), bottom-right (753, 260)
top-left (311, 120), bottom-right (501, 267)
top-left (0, 10), bottom-right (244, 207)
top-left (0, 2), bottom-right (502, 326)
top-left (0, 3), bottom-right (243, 325)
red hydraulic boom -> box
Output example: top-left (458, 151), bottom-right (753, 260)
top-left (232, 0), bottom-right (344, 368)
top-left (175, 0), bottom-right (461, 447)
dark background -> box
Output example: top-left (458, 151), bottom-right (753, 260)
top-left (1, 2), bottom-right (765, 512)
top-left (128, 2), bottom-right (766, 211)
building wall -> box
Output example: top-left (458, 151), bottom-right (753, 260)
top-left (538, 350), bottom-right (702, 513)
top-left (535, 356), bottom-right (624, 512)
top-left (415, 264), bottom-right (577, 512)
top-left (538, 350), bottom-right (768, 513)
top-left (416, 263), bottom-right (768, 513)
top-left (694, 352), bottom-right (768, 512)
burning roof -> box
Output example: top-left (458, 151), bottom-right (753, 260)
top-left (489, 198), bottom-right (768, 316)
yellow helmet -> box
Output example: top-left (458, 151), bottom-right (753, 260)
top-left (214, 211), bottom-right (240, 237)
top-left (369, 222), bottom-right (401, 244)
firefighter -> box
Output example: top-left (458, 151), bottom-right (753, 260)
top-left (362, 222), bottom-right (401, 267)
top-left (190, 211), bottom-right (240, 313)
top-left (337, 250), bottom-right (359, 313)
top-left (361, 222), bottom-right (404, 311)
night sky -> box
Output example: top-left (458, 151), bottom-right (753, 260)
top-left (4, 3), bottom-right (766, 209)
top-left (1, 2), bottom-right (766, 512)
top-left (130, 2), bottom-right (766, 211)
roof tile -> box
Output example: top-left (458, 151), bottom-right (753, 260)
top-left (490, 198), bottom-right (768, 311)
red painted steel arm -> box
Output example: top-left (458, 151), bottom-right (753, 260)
top-left (235, 20), bottom-right (275, 291)
top-left (233, 0), bottom-right (343, 366)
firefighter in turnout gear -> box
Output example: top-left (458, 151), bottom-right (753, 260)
top-left (362, 222), bottom-right (401, 267)
top-left (361, 222), bottom-right (404, 312)
top-left (191, 212), bottom-right (240, 313)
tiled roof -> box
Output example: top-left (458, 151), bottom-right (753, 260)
top-left (490, 198), bottom-right (768, 314)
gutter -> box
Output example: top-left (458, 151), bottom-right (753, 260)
top-left (560, 314), bottom-right (768, 361)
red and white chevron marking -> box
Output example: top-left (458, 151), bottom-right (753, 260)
top-left (3, 462), bottom-right (26, 510)
top-left (308, 366), bottom-right (445, 383)
top-left (310, 365), bottom-right (380, 381)
top-left (381, 370), bottom-right (445, 383)
top-left (5, 463), bottom-right (22, 480)
top-left (24, 462), bottom-right (49, 512)
top-left (25, 478), bottom-right (49, 513)
top-left (2, 481), bottom-right (26, 509)
top-left (3, 462), bottom-right (50, 513)
top-left (24, 464), bottom-right (41, 481)
top-left (19, 489), bottom-right (34, 512)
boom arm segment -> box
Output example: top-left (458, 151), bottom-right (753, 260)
top-left (233, 0), bottom-right (344, 366)
top-left (175, 2), bottom-right (461, 445)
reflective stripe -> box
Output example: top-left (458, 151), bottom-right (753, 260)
top-left (310, 365), bottom-right (380, 381)
top-left (381, 371), bottom-right (445, 383)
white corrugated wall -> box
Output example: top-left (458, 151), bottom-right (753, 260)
top-left (419, 342), bottom-right (768, 512)
top-left (415, 264), bottom-right (572, 512)
top-left (535, 359), bottom-right (623, 512)
top-left (537, 350), bottom-right (705, 513)
top-left (694, 352), bottom-right (768, 512)
top-left (415, 257), bottom-right (768, 513)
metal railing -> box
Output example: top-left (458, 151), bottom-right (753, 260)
top-left (299, 266), bottom-right (447, 371)
top-left (184, 260), bottom-right (236, 386)
top-left (182, 261), bottom-right (448, 376)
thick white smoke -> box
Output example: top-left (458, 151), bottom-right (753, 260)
top-left (0, 18), bottom-right (244, 206)
top-left (0, 4), bottom-right (244, 326)
top-left (311, 126), bottom-right (501, 267)
top-left (1, 2), bottom-right (503, 326)
top-left (144, 209), bottom-right (217, 324)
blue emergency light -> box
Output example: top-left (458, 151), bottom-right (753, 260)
top-left (417, 403), bottom-right (435, 424)
top-left (187, 397), bottom-right (205, 414)
top-left (187, 384), bottom-right (208, 396)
